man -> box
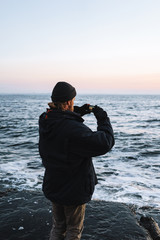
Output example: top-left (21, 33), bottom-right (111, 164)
top-left (39, 81), bottom-right (115, 240)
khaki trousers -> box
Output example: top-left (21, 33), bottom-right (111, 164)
top-left (49, 202), bottom-right (86, 240)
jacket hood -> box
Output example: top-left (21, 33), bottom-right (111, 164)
top-left (39, 108), bottom-right (84, 138)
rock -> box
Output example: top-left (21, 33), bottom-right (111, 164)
top-left (140, 216), bottom-right (160, 240)
top-left (83, 200), bottom-right (151, 240)
top-left (0, 190), bottom-right (153, 240)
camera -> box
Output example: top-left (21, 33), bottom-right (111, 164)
top-left (88, 105), bottom-right (95, 112)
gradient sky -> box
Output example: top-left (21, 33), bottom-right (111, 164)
top-left (0, 0), bottom-right (160, 94)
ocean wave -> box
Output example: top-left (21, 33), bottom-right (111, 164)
top-left (140, 150), bottom-right (160, 157)
top-left (146, 119), bottom-right (160, 123)
top-left (1, 94), bottom-right (160, 208)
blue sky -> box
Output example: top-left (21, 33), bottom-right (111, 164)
top-left (0, 0), bottom-right (160, 93)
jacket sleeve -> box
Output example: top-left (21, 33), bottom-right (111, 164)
top-left (68, 116), bottom-right (115, 158)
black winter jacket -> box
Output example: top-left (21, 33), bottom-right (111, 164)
top-left (39, 108), bottom-right (114, 205)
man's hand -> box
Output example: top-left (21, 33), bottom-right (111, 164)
top-left (92, 106), bottom-right (108, 121)
top-left (74, 104), bottom-right (91, 116)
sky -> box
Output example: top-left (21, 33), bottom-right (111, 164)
top-left (0, 0), bottom-right (160, 94)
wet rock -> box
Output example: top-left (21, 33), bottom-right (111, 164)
top-left (83, 201), bottom-right (151, 240)
top-left (0, 190), bottom-right (154, 240)
top-left (140, 216), bottom-right (160, 240)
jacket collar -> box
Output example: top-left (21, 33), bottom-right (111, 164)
top-left (46, 108), bottom-right (84, 122)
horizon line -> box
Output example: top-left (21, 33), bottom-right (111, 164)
top-left (0, 92), bottom-right (160, 96)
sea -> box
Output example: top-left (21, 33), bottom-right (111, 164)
top-left (0, 94), bottom-right (160, 209)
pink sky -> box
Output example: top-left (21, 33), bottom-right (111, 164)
top-left (0, 0), bottom-right (160, 94)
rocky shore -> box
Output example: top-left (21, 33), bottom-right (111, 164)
top-left (0, 189), bottom-right (160, 240)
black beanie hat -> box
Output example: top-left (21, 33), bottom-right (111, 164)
top-left (51, 81), bottom-right (76, 102)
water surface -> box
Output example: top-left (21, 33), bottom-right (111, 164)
top-left (0, 94), bottom-right (160, 208)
